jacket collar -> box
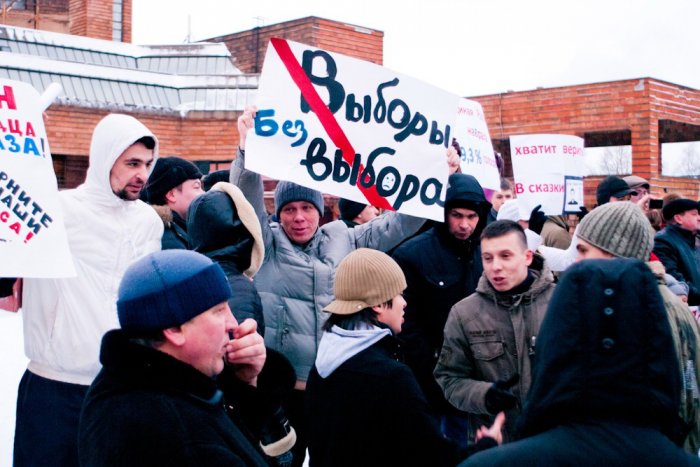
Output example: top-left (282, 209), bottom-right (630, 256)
top-left (666, 223), bottom-right (696, 247)
top-left (99, 329), bottom-right (222, 407)
top-left (476, 254), bottom-right (554, 306)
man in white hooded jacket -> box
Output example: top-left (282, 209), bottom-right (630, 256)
top-left (14, 114), bottom-right (163, 467)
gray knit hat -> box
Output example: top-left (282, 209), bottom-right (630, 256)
top-left (274, 181), bottom-right (324, 218)
top-left (324, 248), bottom-right (407, 315)
top-left (117, 250), bottom-right (232, 332)
top-left (577, 202), bottom-right (654, 261)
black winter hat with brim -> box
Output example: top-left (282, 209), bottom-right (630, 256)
top-left (595, 176), bottom-right (635, 206)
top-left (142, 157), bottom-right (202, 205)
top-left (338, 199), bottom-right (367, 221)
top-left (662, 198), bottom-right (700, 222)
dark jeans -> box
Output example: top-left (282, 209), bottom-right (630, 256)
top-left (14, 370), bottom-right (89, 467)
top-left (440, 412), bottom-right (472, 450)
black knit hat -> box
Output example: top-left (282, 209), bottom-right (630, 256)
top-left (117, 250), bottom-right (232, 332)
top-left (662, 198), bottom-right (700, 222)
top-left (274, 181), bottom-right (324, 218)
top-left (596, 176), bottom-right (635, 206)
top-left (338, 199), bottom-right (367, 221)
top-left (142, 157), bottom-right (203, 205)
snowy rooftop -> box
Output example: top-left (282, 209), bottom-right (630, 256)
top-left (0, 25), bottom-right (258, 114)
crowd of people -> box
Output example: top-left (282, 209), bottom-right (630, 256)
top-left (2, 105), bottom-right (700, 466)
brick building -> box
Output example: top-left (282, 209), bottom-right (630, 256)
top-left (471, 79), bottom-right (700, 205)
top-left (1, 0), bottom-right (698, 211)
top-left (208, 16), bottom-right (383, 72)
top-left (0, 3), bottom-right (385, 218)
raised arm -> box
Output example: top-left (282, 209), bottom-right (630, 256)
top-left (229, 106), bottom-right (273, 253)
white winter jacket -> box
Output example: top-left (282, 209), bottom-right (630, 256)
top-left (22, 114), bottom-right (163, 385)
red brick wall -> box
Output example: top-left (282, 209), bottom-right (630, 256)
top-left (209, 16), bottom-right (384, 73)
top-left (46, 107), bottom-right (240, 188)
top-left (69, 0), bottom-right (131, 42)
top-left (470, 78), bottom-right (700, 207)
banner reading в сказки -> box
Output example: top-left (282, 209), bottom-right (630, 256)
top-left (510, 134), bottom-right (585, 218)
top-left (245, 38), bottom-right (500, 222)
top-left (0, 79), bottom-right (74, 278)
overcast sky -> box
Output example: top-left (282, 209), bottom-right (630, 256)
top-left (132, 0), bottom-right (699, 97)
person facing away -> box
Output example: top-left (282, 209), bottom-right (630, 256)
top-left (187, 182), bottom-right (266, 335)
top-left (15, 114), bottom-right (163, 467)
top-left (230, 105), bottom-right (460, 466)
top-left (461, 258), bottom-right (699, 467)
top-left (434, 220), bottom-right (556, 443)
top-left (78, 249), bottom-right (296, 466)
top-left (141, 156), bottom-right (204, 250)
top-left (391, 172), bottom-right (491, 447)
top-left (574, 200), bottom-right (700, 454)
top-left (654, 198), bottom-right (700, 306)
top-left (305, 248), bottom-right (502, 467)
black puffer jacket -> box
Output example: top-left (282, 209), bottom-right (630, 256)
top-left (152, 205), bottom-right (190, 250)
top-left (462, 259), bottom-right (698, 467)
top-left (79, 330), bottom-right (297, 466)
top-left (305, 335), bottom-right (491, 467)
top-left (188, 190), bottom-right (264, 335)
top-left (392, 173), bottom-right (491, 411)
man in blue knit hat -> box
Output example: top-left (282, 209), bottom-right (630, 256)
top-left (79, 249), bottom-right (296, 466)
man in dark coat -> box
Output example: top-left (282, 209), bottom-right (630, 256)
top-left (141, 156), bottom-right (204, 249)
top-left (391, 173), bottom-right (491, 446)
top-left (78, 249), bottom-right (296, 466)
top-left (461, 258), bottom-right (698, 466)
top-left (654, 198), bottom-right (700, 305)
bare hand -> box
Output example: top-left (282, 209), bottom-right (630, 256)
top-left (475, 411), bottom-right (506, 445)
top-left (237, 105), bottom-right (258, 150)
top-left (636, 193), bottom-right (653, 212)
top-left (447, 146), bottom-right (461, 175)
top-left (225, 318), bottom-right (266, 386)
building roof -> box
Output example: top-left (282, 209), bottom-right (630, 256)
top-left (0, 25), bottom-right (258, 114)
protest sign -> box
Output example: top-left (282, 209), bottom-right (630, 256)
top-left (246, 39), bottom-right (498, 221)
top-left (510, 134), bottom-right (585, 217)
top-left (452, 98), bottom-right (500, 194)
top-left (0, 79), bottom-right (75, 278)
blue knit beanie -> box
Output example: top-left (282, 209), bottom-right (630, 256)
top-left (117, 250), bottom-right (232, 332)
top-left (274, 181), bottom-right (324, 218)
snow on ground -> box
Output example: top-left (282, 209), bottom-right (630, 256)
top-left (0, 310), bottom-right (27, 467)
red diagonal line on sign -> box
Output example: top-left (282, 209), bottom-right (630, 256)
top-left (270, 38), bottom-right (393, 211)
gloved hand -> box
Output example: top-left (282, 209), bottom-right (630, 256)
top-left (528, 205), bottom-right (547, 235)
top-left (484, 374), bottom-right (519, 415)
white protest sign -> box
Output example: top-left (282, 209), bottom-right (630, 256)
top-left (452, 98), bottom-right (500, 193)
top-left (510, 134), bottom-right (585, 217)
top-left (0, 79), bottom-right (75, 277)
top-left (247, 38), bottom-right (493, 222)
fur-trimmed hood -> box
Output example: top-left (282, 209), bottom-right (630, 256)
top-left (187, 182), bottom-right (264, 278)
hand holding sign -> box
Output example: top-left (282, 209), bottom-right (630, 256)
top-left (446, 144), bottom-right (461, 175)
top-left (238, 105), bottom-right (257, 150)
top-left (245, 39), bottom-right (500, 222)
